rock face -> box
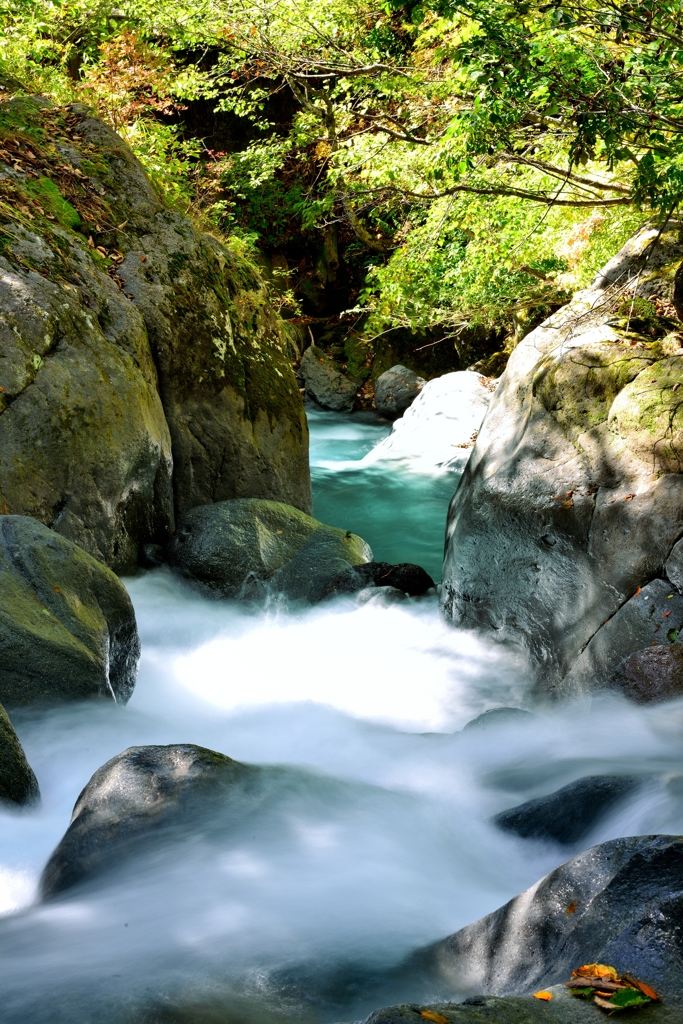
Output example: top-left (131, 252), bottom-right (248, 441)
top-left (0, 704), bottom-right (39, 805)
top-left (493, 775), bottom-right (641, 846)
top-left (0, 92), bottom-right (310, 572)
top-left (608, 642), bottom-right (683, 703)
top-left (374, 365), bottom-right (425, 418)
top-left (420, 835), bottom-right (683, 1002)
top-left (0, 516), bottom-right (139, 707)
top-left (300, 345), bottom-right (357, 411)
top-left (40, 744), bottom-right (254, 899)
top-left (362, 372), bottom-right (494, 471)
top-left (166, 498), bottom-right (372, 601)
top-left (442, 224), bottom-right (683, 695)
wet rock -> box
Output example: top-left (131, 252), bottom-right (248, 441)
top-left (608, 642), bottom-right (683, 703)
top-left (166, 498), bottom-right (371, 600)
top-left (353, 989), bottom-right (623, 1024)
top-left (418, 834), bottom-right (683, 1002)
top-left (362, 372), bottom-right (493, 470)
top-left (374, 365), bottom-right (425, 419)
top-left (321, 562), bottom-right (435, 600)
top-left (0, 704), bottom-right (39, 806)
top-left (461, 708), bottom-right (535, 732)
top-left (0, 516), bottom-right (139, 708)
top-left (564, 579), bottom-right (683, 694)
top-left (441, 223), bottom-right (683, 696)
top-left (493, 775), bottom-right (642, 845)
top-left (40, 744), bottom-right (254, 899)
top-left (0, 94), bottom-right (310, 573)
top-left (665, 536), bottom-right (683, 591)
top-left (300, 346), bottom-right (357, 411)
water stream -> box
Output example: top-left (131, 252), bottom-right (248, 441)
top-left (1, 406), bottom-right (683, 1022)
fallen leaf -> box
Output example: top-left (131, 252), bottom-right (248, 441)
top-left (623, 493), bottom-right (635, 501)
top-left (634, 587), bottom-right (642, 597)
top-left (420, 1011), bottom-right (448, 1024)
top-left (53, 587), bottom-right (61, 594)
top-left (606, 988), bottom-right (652, 1010)
top-left (626, 978), bottom-right (660, 1001)
top-left (533, 991), bottom-right (552, 1001)
top-left (566, 902), bottom-right (577, 915)
top-left (662, 610), bottom-right (671, 618)
top-left (561, 498), bottom-right (574, 509)
top-left (574, 964), bottom-right (618, 980)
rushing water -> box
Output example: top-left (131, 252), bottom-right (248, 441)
top-left (1, 406), bottom-right (683, 1022)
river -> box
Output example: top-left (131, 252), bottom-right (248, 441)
top-left (0, 406), bottom-right (682, 1022)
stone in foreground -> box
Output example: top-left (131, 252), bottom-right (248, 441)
top-left (40, 744), bottom-right (254, 899)
top-left (0, 703), bottom-right (39, 806)
top-left (374, 365), bottom-right (425, 419)
top-left (608, 642), bottom-right (683, 703)
top-left (321, 561), bottom-right (436, 600)
top-left (166, 498), bottom-right (371, 601)
top-left (300, 345), bottom-right (357, 411)
top-left (0, 516), bottom-right (139, 707)
top-left (493, 774), bottom-right (641, 846)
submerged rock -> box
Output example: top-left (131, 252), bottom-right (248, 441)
top-left (608, 642), bottom-right (683, 703)
top-left (40, 744), bottom-right (254, 899)
top-left (355, 586), bottom-right (407, 607)
top-left (374, 365), bottom-right (425, 419)
top-left (0, 704), bottom-right (39, 806)
top-left (441, 223), bottom-right (683, 696)
top-left (321, 561), bottom-right (435, 600)
top-left (461, 708), bottom-right (535, 732)
top-left (0, 92), bottom-right (310, 572)
top-left (166, 498), bottom-right (371, 600)
top-left (0, 516), bottom-right (139, 707)
top-left (362, 371), bottom-right (493, 470)
top-left (493, 774), bottom-right (641, 845)
top-left (300, 345), bottom-right (357, 411)
top-left (418, 834), bottom-right (683, 1001)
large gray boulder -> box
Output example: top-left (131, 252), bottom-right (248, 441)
top-left (40, 744), bottom-right (254, 899)
top-left (0, 703), bottom-right (39, 806)
top-left (0, 92), bottom-right (310, 572)
top-left (419, 835), bottom-right (683, 1003)
top-left (0, 516), bottom-right (139, 707)
top-left (442, 223), bottom-right (683, 696)
top-left (166, 498), bottom-right (372, 600)
top-left (374, 365), bottom-right (425, 418)
top-left (300, 345), bottom-right (357, 411)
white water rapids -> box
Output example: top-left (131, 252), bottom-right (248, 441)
top-left (1, 405), bottom-right (683, 1023)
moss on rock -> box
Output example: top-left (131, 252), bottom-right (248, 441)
top-left (0, 703), bottom-right (39, 805)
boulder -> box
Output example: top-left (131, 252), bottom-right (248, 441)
top-left (608, 643), bottom-right (683, 704)
top-left (320, 562), bottom-right (436, 600)
top-left (0, 516), bottom-right (139, 707)
top-left (166, 498), bottom-right (371, 600)
top-left (493, 775), bottom-right (641, 845)
top-left (665, 535), bottom-right (683, 591)
top-left (461, 708), bottom-right (535, 732)
top-left (355, 586), bottom-right (407, 607)
top-left (361, 372), bottom-right (493, 471)
top-left (0, 92), bottom-right (310, 572)
top-left (419, 835), bottom-right (683, 1002)
top-left (442, 223), bottom-right (683, 695)
top-left (40, 743), bottom-right (254, 899)
top-left (0, 703), bottom-right (39, 806)
top-left (374, 365), bottom-right (425, 419)
top-left (564, 579), bottom-right (683, 695)
top-left (300, 346), bottom-right (357, 411)
top-left (352, 990), bottom-right (628, 1024)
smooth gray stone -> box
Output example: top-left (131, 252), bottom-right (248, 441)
top-left (665, 535), bottom-right (683, 591)
top-left (0, 703), bottom-right (39, 806)
top-left (300, 346), bottom-right (357, 411)
top-left (493, 774), bottom-right (642, 845)
top-left (461, 708), bottom-right (535, 732)
top-left (374, 365), bottom-right (425, 419)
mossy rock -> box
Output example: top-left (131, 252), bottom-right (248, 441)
top-left (166, 498), bottom-right (372, 600)
top-left (0, 516), bottom-right (139, 708)
top-left (0, 703), bottom-right (39, 805)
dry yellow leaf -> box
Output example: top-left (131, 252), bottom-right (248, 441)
top-left (533, 991), bottom-right (553, 1001)
top-left (420, 1011), bottom-right (448, 1024)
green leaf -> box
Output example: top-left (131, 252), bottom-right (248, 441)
top-left (609, 988), bottom-right (652, 1009)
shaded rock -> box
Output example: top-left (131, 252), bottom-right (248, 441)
top-left (665, 535), bottom-right (683, 591)
top-left (0, 703), bottom-right (39, 806)
top-left (564, 579), bottom-right (683, 694)
top-left (441, 223), bottom-right (683, 696)
top-left (418, 835), bottom-right (683, 1001)
top-left (321, 561), bottom-right (435, 600)
top-left (352, 989), bottom-right (628, 1024)
top-left (300, 346), bottom-right (357, 411)
top-left (374, 365), bottom-right (425, 419)
top-left (0, 516), bottom-right (139, 707)
top-left (467, 350), bottom-right (509, 378)
top-left (0, 94), bottom-right (310, 573)
top-left (461, 708), bottom-right (535, 732)
top-left (493, 774), bottom-right (641, 845)
top-left (608, 642), bottom-right (683, 703)
top-left (362, 372), bottom-right (493, 471)
top-left (166, 498), bottom-right (371, 600)
top-left (40, 743), bottom-right (254, 899)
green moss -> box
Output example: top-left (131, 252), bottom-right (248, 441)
top-left (24, 176), bottom-right (81, 229)
top-left (0, 703), bottom-right (39, 805)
